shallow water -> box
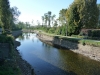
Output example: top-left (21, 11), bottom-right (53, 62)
top-left (16, 33), bottom-right (100, 75)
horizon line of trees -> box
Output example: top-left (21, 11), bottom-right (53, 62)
top-left (36, 0), bottom-right (100, 36)
top-left (1, 0), bottom-right (100, 37)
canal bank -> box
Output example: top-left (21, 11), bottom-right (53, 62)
top-left (37, 32), bottom-right (100, 62)
top-left (16, 33), bottom-right (100, 75)
top-left (0, 30), bottom-right (34, 75)
top-left (14, 41), bottom-right (33, 75)
top-left (13, 30), bottom-right (34, 75)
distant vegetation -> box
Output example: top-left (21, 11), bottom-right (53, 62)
top-left (0, 0), bottom-right (100, 39)
top-left (31, 0), bottom-right (100, 40)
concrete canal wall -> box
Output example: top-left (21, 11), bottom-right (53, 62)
top-left (37, 33), bottom-right (100, 62)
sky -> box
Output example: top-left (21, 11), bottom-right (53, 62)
top-left (9, 0), bottom-right (100, 25)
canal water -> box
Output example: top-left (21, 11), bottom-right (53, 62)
top-left (16, 33), bottom-right (100, 75)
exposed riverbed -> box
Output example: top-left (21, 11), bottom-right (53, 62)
top-left (16, 33), bottom-right (100, 75)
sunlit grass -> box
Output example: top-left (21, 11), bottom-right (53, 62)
top-left (39, 31), bottom-right (100, 47)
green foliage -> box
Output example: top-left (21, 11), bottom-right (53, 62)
top-left (55, 27), bottom-right (61, 35)
top-left (0, 34), bottom-right (14, 45)
top-left (79, 40), bottom-right (100, 47)
top-left (48, 11), bottom-right (52, 26)
top-left (10, 6), bottom-right (21, 30)
top-left (40, 31), bottom-right (100, 47)
top-left (61, 25), bottom-right (66, 36)
top-left (48, 27), bottom-right (55, 33)
top-left (53, 20), bottom-right (58, 27)
top-left (71, 35), bottom-right (85, 39)
top-left (59, 9), bottom-right (67, 25)
top-left (66, 0), bottom-right (99, 36)
top-left (0, 0), bottom-right (21, 34)
top-left (97, 4), bottom-right (100, 28)
top-left (0, 56), bottom-right (21, 75)
top-left (42, 11), bottom-right (57, 27)
top-left (0, 0), bottom-right (10, 33)
top-left (51, 14), bottom-right (56, 26)
top-left (88, 30), bottom-right (100, 37)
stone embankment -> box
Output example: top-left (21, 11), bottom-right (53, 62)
top-left (13, 30), bottom-right (34, 75)
top-left (0, 30), bottom-right (34, 75)
top-left (37, 33), bottom-right (100, 62)
top-left (12, 30), bottom-right (22, 38)
top-left (14, 41), bottom-right (34, 75)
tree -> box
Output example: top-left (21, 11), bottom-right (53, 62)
top-left (66, 0), bottom-right (99, 35)
top-left (48, 11), bottom-right (52, 27)
top-left (10, 6), bottom-right (20, 30)
top-left (79, 0), bottom-right (99, 28)
top-left (66, 2), bottom-right (80, 35)
top-left (61, 24), bottom-right (67, 36)
top-left (51, 14), bottom-right (56, 26)
top-left (53, 20), bottom-right (58, 27)
top-left (0, 0), bottom-right (11, 34)
top-left (44, 13), bottom-right (48, 26)
top-left (97, 4), bottom-right (100, 28)
top-left (41, 16), bottom-right (44, 25)
top-left (59, 9), bottom-right (67, 25)
top-left (10, 6), bottom-right (21, 22)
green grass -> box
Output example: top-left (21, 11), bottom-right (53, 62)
top-left (39, 31), bottom-right (100, 47)
top-left (0, 59), bottom-right (22, 75)
top-left (79, 40), bottom-right (100, 47)
top-left (0, 34), bottom-right (22, 75)
top-left (0, 34), bottom-right (14, 45)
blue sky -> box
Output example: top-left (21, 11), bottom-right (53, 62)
top-left (9, 0), bottom-right (100, 24)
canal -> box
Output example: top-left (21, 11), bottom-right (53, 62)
top-left (16, 33), bottom-right (100, 75)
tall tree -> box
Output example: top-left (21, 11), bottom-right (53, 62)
top-left (44, 13), bottom-right (48, 26)
top-left (48, 11), bottom-right (52, 27)
top-left (10, 6), bottom-right (20, 30)
top-left (41, 16), bottom-right (44, 25)
top-left (59, 9), bottom-right (67, 25)
top-left (0, 0), bottom-right (11, 33)
top-left (97, 4), bottom-right (100, 28)
top-left (51, 14), bottom-right (56, 26)
top-left (10, 6), bottom-right (21, 22)
top-left (66, 0), bottom-right (99, 35)
top-left (80, 0), bottom-right (99, 28)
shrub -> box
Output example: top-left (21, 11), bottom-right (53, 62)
top-left (0, 35), bottom-right (14, 45)
top-left (88, 30), bottom-right (100, 37)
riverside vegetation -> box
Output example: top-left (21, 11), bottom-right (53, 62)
top-left (37, 31), bottom-right (100, 62)
top-left (0, 0), bottom-right (100, 75)
top-left (0, 31), bottom-right (33, 75)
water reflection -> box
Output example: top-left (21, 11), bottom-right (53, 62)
top-left (16, 33), bottom-right (100, 75)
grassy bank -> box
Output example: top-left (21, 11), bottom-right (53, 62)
top-left (0, 31), bottom-right (33, 75)
top-left (39, 31), bottom-right (100, 47)
top-left (0, 34), bottom-right (22, 75)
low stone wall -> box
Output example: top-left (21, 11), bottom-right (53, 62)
top-left (12, 30), bottom-right (22, 38)
top-left (22, 29), bottom-right (34, 33)
top-left (37, 33), bottom-right (100, 62)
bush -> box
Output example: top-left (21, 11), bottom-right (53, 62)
top-left (48, 28), bottom-right (55, 33)
top-left (88, 30), bottom-right (100, 37)
top-left (0, 35), bottom-right (14, 45)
